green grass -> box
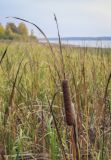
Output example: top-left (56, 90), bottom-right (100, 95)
top-left (0, 40), bottom-right (111, 160)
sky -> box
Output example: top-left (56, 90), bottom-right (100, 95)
top-left (1, 0), bottom-right (111, 37)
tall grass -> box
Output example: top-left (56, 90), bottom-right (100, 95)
top-left (0, 40), bottom-right (111, 159)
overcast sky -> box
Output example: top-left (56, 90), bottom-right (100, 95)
top-left (1, 0), bottom-right (111, 37)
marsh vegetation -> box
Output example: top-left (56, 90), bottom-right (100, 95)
top-left (0, 39), bottom-right (111, 160)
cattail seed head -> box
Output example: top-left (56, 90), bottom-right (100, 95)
top-left (62, 80), bottom-right (74, 126)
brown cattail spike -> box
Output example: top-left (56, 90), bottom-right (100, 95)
top-left (62, 80), bottom-right (74, 126)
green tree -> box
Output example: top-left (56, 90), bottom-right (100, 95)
top-left (0, 23), bottom-right (5, 34)
top-left (6, 23), bottom-right (18, 33)
top-left (18, 23), bottom-right (28, 36)
top-left (5, 24), bottom-right (14, 39)
top-left (0, 23), bottom-right (5, 39)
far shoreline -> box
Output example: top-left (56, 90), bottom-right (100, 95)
top-left (0, 39), bottom-right (111, 49)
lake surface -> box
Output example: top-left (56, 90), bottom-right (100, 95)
top-left (59, 40), bottom-right (111, 48)
top-left (40, 39), bottom-right (111, 48)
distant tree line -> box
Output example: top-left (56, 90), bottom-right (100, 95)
top-left (0, 22), bottom-right (37, 41)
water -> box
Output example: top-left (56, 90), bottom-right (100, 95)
top-left (50, 40), bottom-right (111, 48)
top-left (40, 39), bottom-right (111, 48)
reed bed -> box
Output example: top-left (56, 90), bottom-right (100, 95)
top-left (0, 40), bottom-right (111, 160)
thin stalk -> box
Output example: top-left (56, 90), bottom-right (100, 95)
top-left (54, 14), bottom-right (66, 79)
top-left (47, 92), bottom-right (68, 160)
top-left (102, 72), bottom-right (111, 159)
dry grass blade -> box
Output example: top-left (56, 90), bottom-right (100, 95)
top-left (3, 59), bottom-right (24, 140)
top-left (0, 46), bottom-right (8, 64)
top-left (102, 71), bottom-right (111, 159)
top-left (9, 59), bottom-right (23, 107)
top-left (4, 59), bottom-right (23, 125)
top-left (47, 92), bottom-right (68, 160)
top-left (0, 41), bottom-right (12, 65)
top-left (54, 14), bottom-right (62, 56)
top-left (104, 72), bottom-right (111, 102)
top-left (54, 14), bottom-right (65, 79)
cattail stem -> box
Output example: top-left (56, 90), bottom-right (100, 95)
top-left (72, 124), bottom-right (80, 160)
top-left (62, 79), bottom-right (80, 159)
